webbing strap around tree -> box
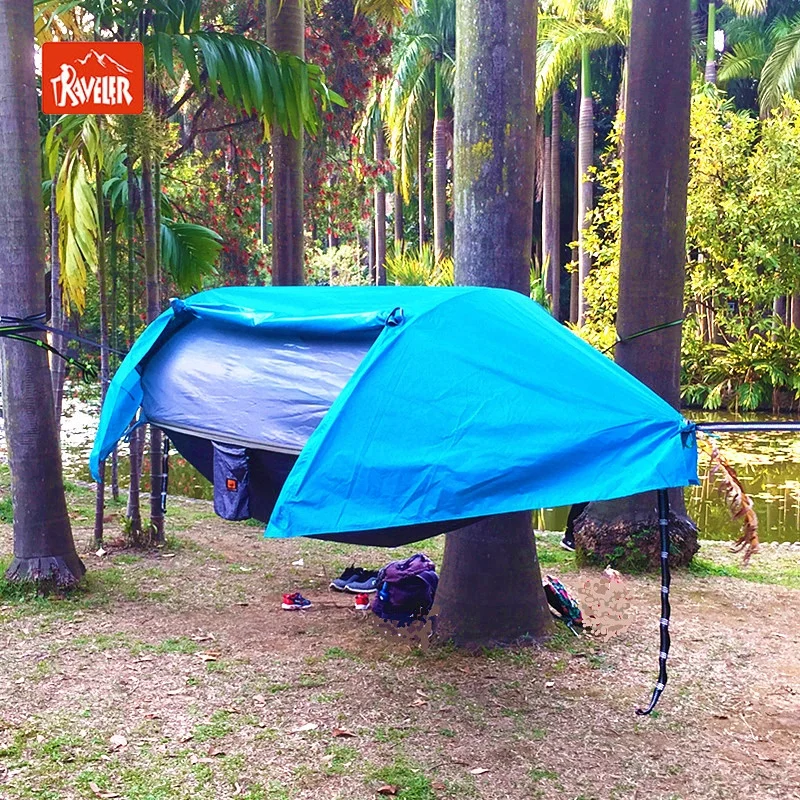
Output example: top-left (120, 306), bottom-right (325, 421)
top-left (601, 318), bottom-right (684, 355)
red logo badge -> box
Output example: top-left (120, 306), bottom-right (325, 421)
top-left (42, 42), bottom-right (144, 115)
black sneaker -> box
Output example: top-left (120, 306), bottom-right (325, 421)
top-left (560, 536), bottom-right (575, 552)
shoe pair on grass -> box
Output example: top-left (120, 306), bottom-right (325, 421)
top-left (329, 565), bottom-right (379, 593)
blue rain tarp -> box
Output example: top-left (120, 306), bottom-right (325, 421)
top-left (90, 286), bottom-right (699, 545)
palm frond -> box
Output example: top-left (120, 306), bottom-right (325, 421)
top-left (160, 219), bottom-right (222, 292)
top-left (536, 18), bottom-right (620, 110)
top-left (718, 37), bottom-right (770, 82)
top-left (723, 0), bottom-right (767, 17)
top-left (760, 23), bottom-right (800, 112)
top-left (355, 0), bottom-right (411, 24)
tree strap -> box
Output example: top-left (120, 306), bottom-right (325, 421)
top-left (601, 318), bottom-right (684, 355)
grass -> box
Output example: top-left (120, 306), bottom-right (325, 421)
top-left (687, 549), bottom-right (800, 589)
top-left (367, 760), bottom-right (436, 800)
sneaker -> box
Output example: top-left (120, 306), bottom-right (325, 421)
top-left (343, 574), bottom-right (379, 594)
top-left (560, 536), bottom-right (575, 552)
top-left (281, 592), bottom-right (312, 610)
top-left (354, 593), bottom-right (370, 611)
top-left (329, 565), bottom-right (361, 592)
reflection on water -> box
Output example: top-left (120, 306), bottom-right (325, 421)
top-left (538, 411), bottom-right (800, 543)
top-left (42, 396), bottom-right (800, 544)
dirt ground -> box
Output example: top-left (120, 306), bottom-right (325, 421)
top-left (1, 498), bottom-right (799, 800)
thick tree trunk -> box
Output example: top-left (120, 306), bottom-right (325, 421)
top-left (142, 154), bottom-right (164, 543)
top-left (550, 90), bottom-right (562, 320)
top-left (0, 0), bottom-right (84, 587)
top-left (269, 0), bottom-right (305, 285)
top-left (374, 121), bottom-right (387, 285)
top-left (436, 0), bottom-right (551, 647)
top-left (49, 181), bottom-right (67, 430)
top-left (574, 0), bottom-right (698, 570)
top-left (774, 294), bottom-right (787, 324)
top-left (432, 67), bottom-right (447, 261)
top-left (577, 46), bottom-right (594, 327)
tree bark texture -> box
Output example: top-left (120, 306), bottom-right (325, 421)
top-left (549, 90), bottom-right (562, 320)
top-left (791, 293), bottom-right (800, 329)
top-left (574, 0), bottom-right (698, 570)
top-left (394, 186), bottom-right (404, 248)
top-left (374, 120), bottom-right (387, 284)
top-left (93, 158), bottom-right (108, 548)
top-left (268, 0), bottom-right (305, 285)
top-left (541, 131), bottom-right (551, 282)
top-left (577, 54), bottom-right (594, 326)
top-left (0, 0), bottom-right (84, 586)
top-left (704, 1), bottom-right (717, 85)
top-left (49, 180), bottom-right (67, 430)
top-left (436, 0), bottom-right (551, 647)
top-left (418, 123), bottom-right (428, 244)
top-left (432, 113), bottom-right (447, 260)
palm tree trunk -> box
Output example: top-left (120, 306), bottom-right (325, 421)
top-left (791, 293), bottom-right (800, 328)
top-left (574, 0), bottom-right (698, 571)
top-left (577, 45), bottom-right (594, 326)
top-left (93, 152), bottom-right (108, 548)
top-left (433, 59), bottom-right (447, 260)
top-left (125, 158), bottom-right (143, 536)
top-left (49, 180), bottom-right (67, 430)
top-left (142, 153), bottom-right (164, 543)
top-left (109, 222), bottom-right (119, 502)
top-left (418, 123), bottom-right (428, 244)
top-left (268, 0), bottom-right (305, 285)
top-left (0, 0), bottom-right (84, 587)
top-left (704, 1), bottom-right (717, 85)
top-left (394, 184), bottom-right (404, 248)
top-left (541, 104), bottom-right (552, 289)
top-left (438, 0), bottom-right (551, 647)
top-left (550, 90), bottom-right (562, 321)
top-left (774, 294), bottom-right (787, 324)
top-left (375, 118), bottom-right (387, 284)
top-left (260, 143), bottom-right (270, 247)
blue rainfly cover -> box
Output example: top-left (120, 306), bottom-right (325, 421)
top-left (90, 286), bottom-right (698, 539)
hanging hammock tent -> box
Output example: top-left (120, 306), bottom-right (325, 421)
top-left (90, 286), bottom-right (699, 545)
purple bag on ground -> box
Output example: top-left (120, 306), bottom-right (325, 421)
top-left (371, 553), bottom-right (438, 626)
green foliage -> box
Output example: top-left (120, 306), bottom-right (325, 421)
top-left (385, 243), bottom-right (453, 285)
top-left (160, 220), bottom-right (223, 293)
top-left (581, 90), bottom-right (800, 409)
top-left (306, 244), bottom-right (369, 285)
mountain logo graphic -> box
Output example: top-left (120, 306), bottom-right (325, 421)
top-left (42, 42), bottom-right (143, 115)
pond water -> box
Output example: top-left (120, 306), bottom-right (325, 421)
top-left (5, 393), bottom-right (800, 544)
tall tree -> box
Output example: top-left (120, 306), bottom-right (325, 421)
top-left (387, 0), bottom-right (455, 259)
top-left (434, 0), bottom-right (552, 646)
top-left (573, 0), bottom-right (698, 569)
top-left (704, 0), bottom-right (768, 86)
top-left (269, 0), bottom-right (305, 285)
top-left (0, 0), bottom-right (84, 586)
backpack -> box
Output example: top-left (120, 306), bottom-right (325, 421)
top-left (371, 553), bottom-right (438, 627)
top-left (543, 575), bottom-right (583, 635)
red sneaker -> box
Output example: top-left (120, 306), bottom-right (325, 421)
top-left (282, 592), bottom-right (312, 610)
top-left (354, 593), bottom-right (370, 611)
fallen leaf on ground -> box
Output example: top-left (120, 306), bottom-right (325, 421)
top-left (189, 754), bottom-right (216, 765)
top-left (292, 558), bottom-right (304, 566)
top-left (332, 727), bottom-right (357, 738)
top-left (233, 783), bottom-right (243, 796)
top-left (178, 732), bottom-right (193, 743)
top-left (544, 681), bottom-right (555, 688)
top-left (95, 548), bottom-right (107, 558)
top-left (108, 734), bottom-right (128, 751)
top-left (252, 694), bottom-right (266, 704)
top-left (134, 655), bottom-right (154, 663)
top-left (376, 785), bottom-right (398, 795)
top-left (191, 634), bottom-right (215, 642)
top-left (469, 767), bottom-right (490, 775)
top-left (431, 780), bottom-right (446, 791)
top-left (207, 746), bottom-right (225, 757)
top-left (161, 553), bottom-right (176, 559)
top-left (412, 699), bottom-right (428, 707)
top-left (166, 688), bottom-right (186, 696)
top-left (289, 722), bottom-right (318, 734)
top-left (88, 781), bottom-right (120, 798)
top-left (196, 651), bottom-right (220, 662)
